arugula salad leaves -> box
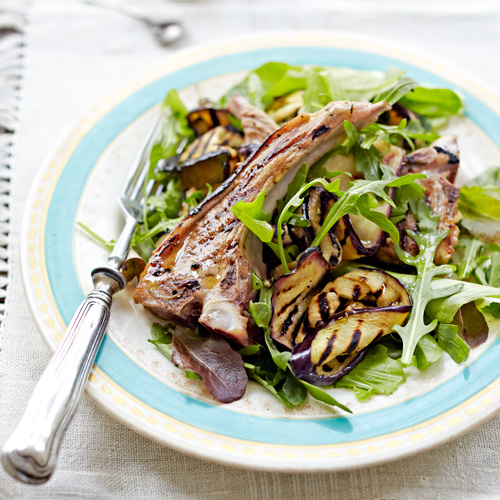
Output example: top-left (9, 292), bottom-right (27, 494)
top-left (391, 198), bottom-right (463, 364)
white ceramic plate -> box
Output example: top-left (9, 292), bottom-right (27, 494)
top-left (21, 31), bottom-right (500, 472)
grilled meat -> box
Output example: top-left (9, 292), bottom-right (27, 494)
top-left (402, 135), bottom-right (459, 183)
top-left (377, 211), bottom-right (419, 265)
top-left (377, 136), bottom-right (461, 266)
top-left (421, 174), bottom-right (461, 264)
top-left (134, 100), bottom-right (390, 345)
top-left (227, 94), bottom-right (278, 144)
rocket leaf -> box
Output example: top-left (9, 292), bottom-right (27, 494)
top-left (458, 185), bottom-right (500, 245)
top-left (392, 197), bottom-right (464, 365)
top-left (437, 324), bottom-right (469, 364)
top-left (335, 344), bottom-right (405, 400)
top-left (231, 189), bottom-right (274, 242)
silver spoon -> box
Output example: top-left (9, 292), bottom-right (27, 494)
top-left (83, 0), bottom-right (183, 46)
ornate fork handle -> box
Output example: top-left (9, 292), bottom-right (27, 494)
top-left (1, 267), bottom-right (126, 484)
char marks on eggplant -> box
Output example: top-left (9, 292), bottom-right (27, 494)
top-left (178, 125), bottom-right (245, 188)
top-left (290, 269), bottom-right (411, 385)
top-left (305, 188), bottom-right (343, 268)
top-left (187, 108), bottom-right (232, 137)
top-left (134, 100), bottom-right (390, 346)
top-left (270, 247), bottom-right (329, 349)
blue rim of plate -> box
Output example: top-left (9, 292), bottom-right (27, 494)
top-left (33, 38), bottom-right (500, 454)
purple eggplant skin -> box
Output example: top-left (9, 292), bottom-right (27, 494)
top-left (291, 339), bottom-right (369, 386)
top-left (391, 103), bottom-right (417, 123)
top-left (290, 304), bottom-right (411, 385)
top-left (290, 197), bottom-right (314, 250)
top-left (335, 215), bottom-right (380, 258)
top-left (291, 267), bottom-right (412, 383)
top-left (270, 247), bottom-right (329, 349)
top-left (295, 266), bottom-right (412, 345)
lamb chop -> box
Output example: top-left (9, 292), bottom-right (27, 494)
top-left (377, 136), bottom-right (461, 266)
top-left (134, 99), bottom-right (390, 346)
top-left (401, 135), bottom-right (459, 183)
top-left (227, 94), bottom-right (278, 144)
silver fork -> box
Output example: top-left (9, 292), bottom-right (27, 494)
top-left (1, 115), bottom-right (162, 485)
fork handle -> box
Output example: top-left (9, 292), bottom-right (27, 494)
top-left (1, 268), bottom-right (126, 484)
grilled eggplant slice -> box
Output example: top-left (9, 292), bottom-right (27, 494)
top-left (312, 348), bottom-right (369, 383)
top-left (329, 267), bottom-right (410, 308)
top-left (290, 268), bottom-right (411, 384)
top-left (384, 103), bottom-right (419, 126)
top-left (178, 125), bottom-right (244, 188)
top-left (270, 248), bottom-right (329, 349)
top-left (296, 266), bottom-right (411, 344)
top-left (290, 305), bottom-right (409, 384)
top-left (305, 188), bottom-right (343, 268)
top-left (271, 224), bottom-right (293, 246)
top-left (270, 188), bottom-right (341, 289)
top-left (289, 201), bottom-right (314, 250)
top-left (295, 280), bottom-right (340, 345)
top-left (187, 108), bottom-right (232, 136)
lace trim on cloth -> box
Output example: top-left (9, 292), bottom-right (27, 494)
top-left (0, 1), bottom-right (28, 327)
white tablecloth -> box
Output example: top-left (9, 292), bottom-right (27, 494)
top-left (2, 1), bottom-right (500, 498)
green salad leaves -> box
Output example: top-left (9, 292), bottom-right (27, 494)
top-left (231, 190), bottom-right (274, 243)
top-left (220, 63), bottom-right (414, 111)
top-left (459, 184), bottom-right (500, 246)
top-left (392, 198), bottom-right (463, 365)
top-left (220, 62), bottom-right (463, 132)
top-left (335, 344), bottom-right (405, 400)
top-left (437, 324), bottom-right (469, 364)
top-left (399, 87), bottom-right (463, 119)
top-left (148, 323), bottom-right (174, 362)
top-left (150, 89), bottom-right (194, 169)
